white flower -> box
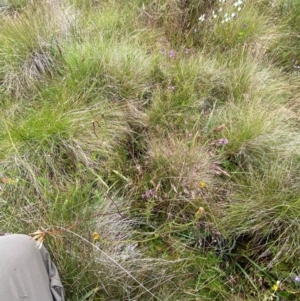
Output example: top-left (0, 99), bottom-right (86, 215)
top-left (237, 6), bottom-right (242, 11)
top-left (199, 14), bottom-right (206, 22)
top-left (233, 0), bottom-right (243, 7)
top-left (219, 7), bottom-right (223, 12)
top-left (231, 13), bottom-right (236, 18)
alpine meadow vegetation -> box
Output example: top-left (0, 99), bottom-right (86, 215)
top-left (1, 0), bottom-right (300, 300)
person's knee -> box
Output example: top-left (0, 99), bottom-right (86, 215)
top-left (0, 234), bottom-right (40, 259)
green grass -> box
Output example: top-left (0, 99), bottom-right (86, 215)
top-left (1, 0), bottom-right (300, 300)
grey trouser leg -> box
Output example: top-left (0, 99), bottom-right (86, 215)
top-left (0, 234), bottom-right (65, 301)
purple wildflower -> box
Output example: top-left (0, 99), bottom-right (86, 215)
top-left (295, 275), bottom-right (300, 282)
top-left (185, 48), bottom-right (191, 54)
top-left (216, 138), bottom-right (229, 146)
top-left (169, 50), bottom-right (175, 58)
top-left (142, 189), bottom-right (154, 199)
top-left (167, 85), bottom-right (175, 91)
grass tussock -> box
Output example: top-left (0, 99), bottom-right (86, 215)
top-left (1, 0), bottom-right (300, 300)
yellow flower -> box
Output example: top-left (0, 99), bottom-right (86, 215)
top-left (197, 207), bottom-right (205, 215)
top-left (1, 177), bottom-right (16, 185)
top-left (93, 232), bottom-right (100, 241)
top-left (272, 280), bottom-right (280, 292)
top-left (199, 181), bottom-right (205, 188)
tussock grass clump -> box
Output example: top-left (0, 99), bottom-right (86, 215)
top-left (222, 157), bottom-right (300, 299)
top-left (0, 1), bottom-right (73, 98)
top-left (216, 52), bottom-right (292, 102)
top-left (226, 158), bottom-right (300, 265)
top-left (146, 134), bottom-right (212, 197)
top-left (147, 53), bottom-right (226, 133)
top-left (0, 98), bottom-right (131, 185)
top-left (266, 0), bottom-right (300, 70)
top-left (215, 99), bottom-right (297, 167)
top-left (63, 39), bottom-right (154, 102)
